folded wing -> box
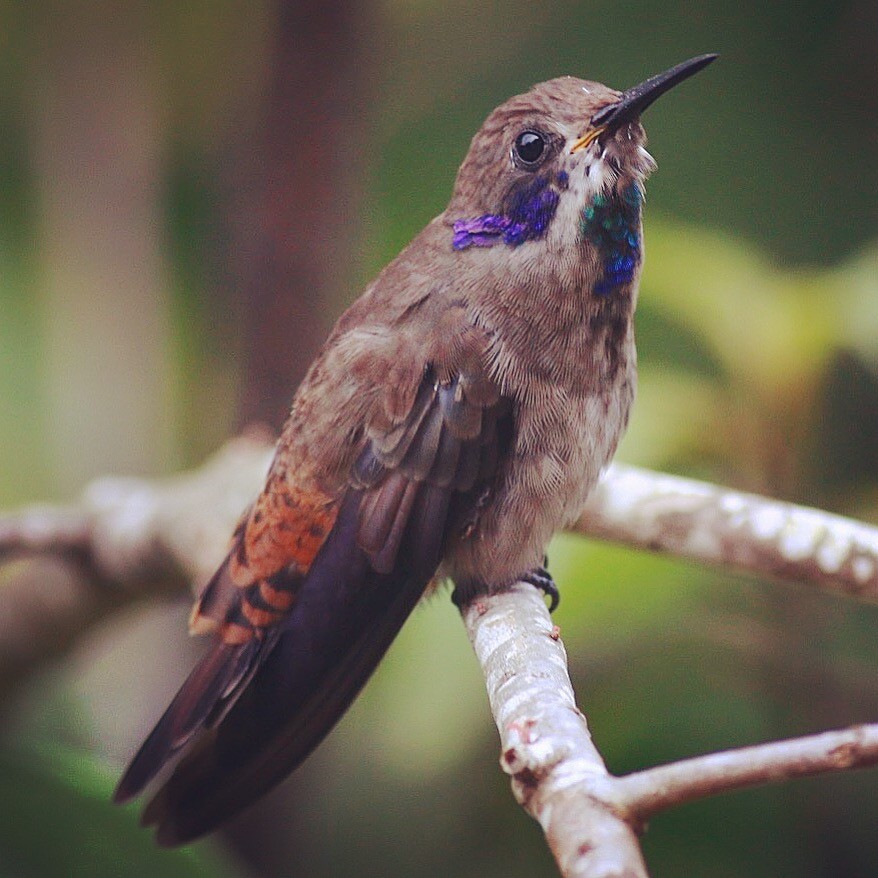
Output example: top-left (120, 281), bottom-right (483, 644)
top-left (115, 364), bottom-right (511, 845)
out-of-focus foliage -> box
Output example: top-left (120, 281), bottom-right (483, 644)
top-left (0, 0), bottom-right (876, 876)
top-left (0, 743), bottom-right (236, 878)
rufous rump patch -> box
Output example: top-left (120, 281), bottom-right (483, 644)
top-left (259, 580), bottom-right (296, 611)
top-left (220, 622), bottom-right (254, 645)
top-left (188, 606), bottom-right (219, 636)
top-left (240, 600), bottom-right (283, 629)
top-left (230, 481), bottom-right (339, 584)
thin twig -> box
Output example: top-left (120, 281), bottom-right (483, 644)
top-left (615, 723), bottom-right (878, 826)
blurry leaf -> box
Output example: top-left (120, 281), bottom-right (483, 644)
top-left (838, 244), bottom-right (878, 362)
top-left (643, 220), bottom-right (840, 392)
top-left (813, 349), bottom-right (878, 494)
top-left (0, 743), bottom-right (241, 878)
top-left (351, 596), bottom-right (490, 781)
top-left (547, 534), bottom-right (704, 650)
top-left (618, 368), bottom-right (726, 469)
top-left (636, 298), bottom-right (727, 381)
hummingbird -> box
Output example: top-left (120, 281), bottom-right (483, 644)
top-left (114, 54), bottom-right (717, 844)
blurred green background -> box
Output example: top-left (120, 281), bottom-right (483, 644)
top-left (1, 0), bottom-right (877, 876)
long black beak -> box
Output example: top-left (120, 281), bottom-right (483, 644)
top-left (593, 54), bottom-right (718, 130)
top-left (570, 54), bottom-right (717, 153)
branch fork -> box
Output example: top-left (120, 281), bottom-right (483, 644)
top-left (3, 437), bottom-right (878, 875)
top-left (462, 583), bottom-right (878, 878)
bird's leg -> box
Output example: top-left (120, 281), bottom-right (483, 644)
top-left (452, 556), bottom-right (560, 613)
top-left (521, 557), bottom-right (559, 612)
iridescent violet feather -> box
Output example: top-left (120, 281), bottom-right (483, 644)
top-left (453, 175), bottom-right (561, 251)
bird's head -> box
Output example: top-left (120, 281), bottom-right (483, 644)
top-left (447, 55), bottom-right (716, 293)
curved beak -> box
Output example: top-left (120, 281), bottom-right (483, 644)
top-left (571, 54), bottom-right (718, 153)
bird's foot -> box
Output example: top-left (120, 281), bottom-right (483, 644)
top-left (522, 565), bottom-right (560, 612)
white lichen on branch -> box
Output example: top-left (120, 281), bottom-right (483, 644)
top-left (4, 440), bottom-right (878, 875)
top-left (462, 584), bottom-right (648, 878)
top-left (576, 463), bottom-right (878, 600)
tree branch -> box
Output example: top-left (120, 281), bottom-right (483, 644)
top-left (3, 440), bottom-right (878, 873)
top-left (461, 584), bottom-right (647, 878)
top-left (614, 723), bottom-right (878, 826)
top-left (0, 435), bottom-right (271, 696)
top-left (575, 463), bottom-right (878, 601)
top-left (0, 434), bottom-right (272, 584)
top-left (460, 582), bottom-right (878, 877)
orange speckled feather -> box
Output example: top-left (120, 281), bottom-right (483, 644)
top-left (232, 475), bottom-right (339, 585)
top-left (188, 466), bottom-right (339, 646)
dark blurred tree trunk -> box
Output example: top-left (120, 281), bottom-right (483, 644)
top-left (233, 0), bottom-right (378, 432)
top-left (220, 0), bottom-right (379, 872)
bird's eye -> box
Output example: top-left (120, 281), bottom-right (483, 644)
top-left (512, 130), bottom-right (548, 168)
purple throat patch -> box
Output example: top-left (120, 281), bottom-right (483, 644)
top-left (452, 174), bottom-right (561, 251)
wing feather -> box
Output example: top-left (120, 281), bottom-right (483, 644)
top-left (118, 357), bottom-right (512, 844)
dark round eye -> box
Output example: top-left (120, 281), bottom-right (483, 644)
top-left (513, 130), bottom-right (547, 168)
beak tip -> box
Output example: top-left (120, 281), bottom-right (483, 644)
top-left (692, 52), bottom-right (720, 70)
top-left (593, 53), bottom-right (719, 131)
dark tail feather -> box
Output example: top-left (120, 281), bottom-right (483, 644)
top-left (143, 486), bottom-right (449, 845)
top-left (113, 637), bottom-right (260, 805)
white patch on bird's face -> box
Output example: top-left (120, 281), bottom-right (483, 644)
top-left (544, 139), bottom-right (613, 252)
top-left (543, 126), bottom-right (655, 254)
top-left (637, 145), bottom-right (657, 173)
top-left (544, 153), bottom-right (591, 251)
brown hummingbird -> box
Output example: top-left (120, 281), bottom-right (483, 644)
top-left (114, 54), bottom-right (717, 844)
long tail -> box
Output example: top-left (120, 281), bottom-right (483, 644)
top-left (113, 635), bottom-right (263, 805)
top-left (140, 485), bottom-right (449, 846)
